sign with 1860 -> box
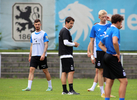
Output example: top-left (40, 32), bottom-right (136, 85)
top-left (12, 3), bottom-right (42, 41)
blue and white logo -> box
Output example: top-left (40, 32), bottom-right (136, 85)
top-left (58, 1), bottom-right (94, 42)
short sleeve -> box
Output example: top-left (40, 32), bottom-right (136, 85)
top-left (107, 23), bottom-right (112, 27)
top-left (90, 26), bottom-right (95, 38)
top-left (112, 29), bottom-right (119, 39)
top-left (62, 30), bottom-right (70, 40)
top-left (44, 33), bottom-right (49, 42)
top-left (30, 35), bottom-right (32, 43)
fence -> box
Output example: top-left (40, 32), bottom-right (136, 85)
top-left (0, 52), bottom-right (137, 78)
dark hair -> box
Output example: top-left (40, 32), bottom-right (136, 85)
top-left (65, 16), bottom-right (75, 24)
top-left (34, 19), bottom-right (41, 23)
top-left (111, 14), bottom-right (124, 23)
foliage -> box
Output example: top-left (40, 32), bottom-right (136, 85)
top-left (55, 25), bottom-right (59, 31)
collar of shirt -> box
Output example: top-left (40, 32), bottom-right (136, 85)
top-left (111, 25), bottom-right (116, 28)
top-left (64, 26), bottom-right (69, 31)
top-left (35, 31), bottom-right (41, 35)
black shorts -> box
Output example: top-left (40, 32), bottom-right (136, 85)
top-left (95, 51), bottom-right (105, 69)
top-left (30, 56), bottom-right (48, 69)
top-left (61, 58), bottom-right (75, 73)
top-left (103, 53), bottom-right (127, 80)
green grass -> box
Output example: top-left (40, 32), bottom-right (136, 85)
top-left (0, 78), bottom-right (137, 100)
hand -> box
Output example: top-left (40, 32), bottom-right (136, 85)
top-left (87, 52), bottom-right (91, 57)
top-left (91, 55), bottom-right (95, 64)
top-left (113, 54), bottom-right (120, 62)
top-left (40, 54), bottom-right (45, 61)
top-left (28, 56), bottom-right (31, 62)
top-left (74, 42), bottom-right (79, 47)
top-left (107, 16), bottom-right (111, 21)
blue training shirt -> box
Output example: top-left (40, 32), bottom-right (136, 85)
top-left (90, 23), bottom-right (111, 51)
top-left (101, 25), bottom-right (120, 54)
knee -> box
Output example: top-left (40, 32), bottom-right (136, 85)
top-left (29, 68), bottom-right (35, 74)
top-left (125, 79), bottom-right (128, 86)
top-left (98, 70), bottom-right (103, 75)
top-left (121, 79), bottom-right (128, 86)
top-left (43, 69), bottom-right (49, 74)
top-left (95, 70), bottom-right (98, 75)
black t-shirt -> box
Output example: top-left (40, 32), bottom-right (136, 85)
top-left (58, 27), bottom-right (73, 56)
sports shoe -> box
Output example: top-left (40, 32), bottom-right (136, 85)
top-left (101, 93), bottom-right (105, 98)
top-left (62, 91), bottom-right (69, 95)
top-left (110, 94), bottom-right (116, 97)
top-left (22, 87), bottom-right (31, 91)
top-left (46, 87), bottom-right (52, 91)
top-left (68, 90), bottom-right (80, 95)
top-left (87, 87), bottom-right (94, 91)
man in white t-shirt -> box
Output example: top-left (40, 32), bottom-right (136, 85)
top-left (22, 19), bottom-right (52, 91)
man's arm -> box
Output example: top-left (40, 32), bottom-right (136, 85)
top-left (29, 43), bottom-right (32, 62)
top-left (40, 42), bottom-right (48, 61)
top-left (98, 41), bottom-right (107, 52)
top-left (63, 40), bottom-right (79, 47)
top-left (87, 42), bottom-right (91, 57)
top-left (113, 36), bottom-right (120, 62)
top-left (90, 38), bottom-right (95, 64)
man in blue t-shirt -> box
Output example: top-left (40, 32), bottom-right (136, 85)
top-left (89, 10), bottom-right (111, 97)
top-left (99, 14), bottom-right (128, 100)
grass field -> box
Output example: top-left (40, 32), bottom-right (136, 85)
top-left (0, 78), bottom-right (137, 100)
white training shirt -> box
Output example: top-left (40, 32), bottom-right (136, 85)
top-left (30, 30), bottom-right (49, 56)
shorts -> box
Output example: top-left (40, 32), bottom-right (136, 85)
top-left (95, 51), bottom-right (105, 69)
top-left (103, 53), bottom-right (127, 80)
top-left (61, 58), bottom-right (75, 73)
top-left (30, 56), bottom-right (48, 69)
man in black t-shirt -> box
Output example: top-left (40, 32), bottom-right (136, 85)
top-left (58, 16), bottom-right (80, 95)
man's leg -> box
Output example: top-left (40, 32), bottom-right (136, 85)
top-left (68, 71), bottom-right (74, 92)
top-left (94, 68), bottom-right (98, 83)
top-left (43, 68), bottom-right (52, 91)
top-left (104, 77), bottom-right (106, 85)
top-left (98, 68), bottom-right (104, 96)
top-left (105, 78), bottom-right (114, 99)
top-left (118, 78), bottom-right (128, 99)
top-left (61, 72), bottom-right (68, 94)
top-left (68, 71), bottom-right (79, 95)
top-left (88, 68), bottom-right (98, 91)
top-left (22, 67), bottom-right (35, 91)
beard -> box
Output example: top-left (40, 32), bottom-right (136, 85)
top-left (35, 27), bottom-right (40, 31)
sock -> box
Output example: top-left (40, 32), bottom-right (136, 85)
top-left (104, 82), bottom-right (106, 85)
top-left (105, 98), bottom-right (110, 100)
top-left (62, 84), bottom-right (67, 92)
top-left (28, 80), bottom-right (32, 89)
top-left (69, 83), bottom-right (73, 92)
top-left (91, 82), bottom-right (97, 90)
top-left (119, 98), bottom-right (125, 100)
top-left (48, 80), bottom-right (52, 88)
top-left (100, 86), bottom-right (104, 95)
